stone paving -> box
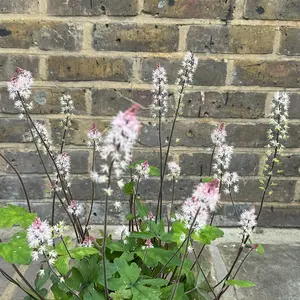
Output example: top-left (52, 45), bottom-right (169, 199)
top-left (0, 228), bottom-right (299, 300)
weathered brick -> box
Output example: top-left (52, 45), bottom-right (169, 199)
top-left (0, 21), bottom-right (83, 51)
top-left (244, 0), bottom-right (300, 20)
top-left (143, 0), bottom-right (235, 20)
top-left (182, 91), bottom-right (266, 119)
top-left (267, 154), bottom-right (300, 177)
top-left (232, 60), bottom-right (300, 88)
top-left (187, 25), bottom-right (275, 54)
top-left (0, 87), bottom-right (87, 115)
top-left (93, 23), bottom-right (179, 53)
top-left (139, 121), bottom-right (214, 148)
top-left (0, 0), bottom-right (39, 14)
top-left (179, 153), bottom-right (259, 176)
top-left (48, 0), bottom-right (139, 16)
top-left (214, 203), bottom-right (300, 227)
top-left (1, 149), bottom-right (89, 174)
top-left (222, 179), bottom-right (296, 203)
top-left (0, 54), bottom-right (39, 81)
top-left (279, 27), bottom-right (300, 56)
top-left (47, 56), bottom-right (133, 82)
top-left (91, 88), bottom-right (174, 118)
top-left (285, 124), bottom-right (300, 148)
top-left (288, 94), bottom-right (300, 119)
top-left (141, 58), bottom-right (226, 86)
top-left (50, 119), bottom-right (109, 146)
top-left (0, 119), bottom-right (36, 143)
top-left (226, 123), bottom-right (269, 148)
top-left (0, 175), bottom-right (47, 200)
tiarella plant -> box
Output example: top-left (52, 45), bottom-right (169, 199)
top-left (0, 53), bottom-right (291, 300)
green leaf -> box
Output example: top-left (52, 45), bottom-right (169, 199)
top-left (136, 199), bottom-right (149, 218)
top-left (109, 287), bottom-right (132, 300)
top-left (192, 225), bottom-right (224, 245)
top-left (55, 256), bottom-right (70, 275)
top-left (135, 248), bottom-right (181, 268)
top-left (0, 205), bottom-right (36, 229)
top-left (126, 213), bottom-right (135, 221)
top-left (70, 247), bottom-right (98, 260)
top-left (35, 268), bottom-right (50, 290)
top-left (97, 260), bottom-right (118, 285)
top-left (0, 231), bottom-right (32, 264)
top-left (51, 283), bottom-right (70, 300)
top-left (83, 285), bottom-right (105, 300)
top-left (149, 166), bottom-right (160, 177)
top-left (139, 279), bottom-right (168, 287)
top-left (55, 236), bottom-right (72, 256)
top-left (256, 244), bottom-right (265, 255)
top-left (107, 241), bottom-right (123, 252)
top-left (131, 284), bottom-right (161, 300)
top-left (202, 177), bottom-right (214, 183)
top-left (225, 280), bottom-right (256, 288)
top-left (160, 283), bottom-right (188, 300)
top-left (123, 182), bottom-right (135, 195)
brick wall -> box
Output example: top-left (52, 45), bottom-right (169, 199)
top-left (0, 0), bottom-right (300, 227)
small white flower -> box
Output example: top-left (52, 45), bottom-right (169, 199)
top-left (114, 201), bottom-right (121, 211)
top-left (103, 188), bottom-right (113, 196)
top-left (38, 269), bottom-right (45, 277)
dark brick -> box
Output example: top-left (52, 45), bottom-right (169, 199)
top-left (244, 0), bottom-right (300, 20)
top-left (139, 121), bottom-right (214, 147)
top-left (187, 25), bottom-right (274, 54)
top-left (0, 0), bottom-right (39, 14)
top-left (48, 0), bottom-right (139, 16)
top-left (232, 60), bottom-right (300, 88)
top-left (285, 124), bottom-right (300, 148)
top-left (226, 123), bottom-right (269, 148)
top-left (141, 57), bottom-right (226, 86)
top-left (279, 27), bottom-right (300, 56)
top-left (93, 23), bottom-right (179, 52)
top-left (1, 149), bottom-right (89, 174)
top-left (0, 21), bottom-right (83, 51)
top-left (143, 0), bottom-right (235, 20)
top-left (288, 93), bottom-right (300, 119)
top-left (0, 54), bottom-right (39, 81)
top-left (50, 119), bottom-right (110, 146)
top-left (222, 179), bottom-right (296, 203)
top-left (0, 175), bottom-right (47, 200)
top-left (91, 88), bottom-right (174, 118)
top-left (47, 56), bottom-right (133, 82)
top-left (179, 153), bottom-right (259, 176)
top-left (0, 87), bottom-right (87, 115)
top-left (182, 91), bottom-right (266, 119)
top-left (187, 202), bottom-right (300, 227)
top-left (0, 119), bottom-right (35, 143)
top-left (266, 154), bottom-right (300, 177)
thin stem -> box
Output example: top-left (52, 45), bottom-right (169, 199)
top-left (0, 152), bottom-right (31, 212)
top-left (12, 265), bottom-right (44, 300)
top-left (158, 101), bottom-right (164, 220)
top-left (60, 236), bottom-right (74, 259)
top-left (155, 237), bottom-right (187, 278)
top-left (133, 179), bottom-right (140, 232)
top-left (170, 206), bottom-right (201, 299)
top-left (156, 73), bottom-right (188, 222)
top-left (168, 177), bottom-right (175, 232)
top-left (102, 161), bottom-right (114, 299)
top-left (0, 267), bottom-right (39, 300)
top-left (209, 145), bottom-right (216, 177)
top-left (84, 141), bottom-right (96, 235)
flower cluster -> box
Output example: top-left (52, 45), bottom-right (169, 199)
top-left (166, 161), bottom-right (181, 181)
top-left (67, 200), bottom-right (84, 217)
top-left (222, 171), bottom-right (240, 194)
top-left (52, 221), bottom-right (69, 237)
top-left (60, 94), bottom-right (74, 127)
top-left (27, 218), bottom-right (57, 264)
top-left (239, 208), bottom-right (257, 237)
top-left (93, 104), bottom-right (140, 195)
top-left (142, 239), bottom-right (154, 249)
top-left (7, 67), bottom-right (33, 103)
top-left (134, 161), bottom-right (150, 181)
top-left (55, 152), bottom-right (71, 188)
top-left (176, 179), bottom-right (220, 232)
top-left (87, 123), bottom-right (102, 150)
top-left (30, 122), bottom-right (54, 154)
top-left (80, 236), bottom-right (95, 248)
top-left (150, 64), bottom-right (168, 119)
